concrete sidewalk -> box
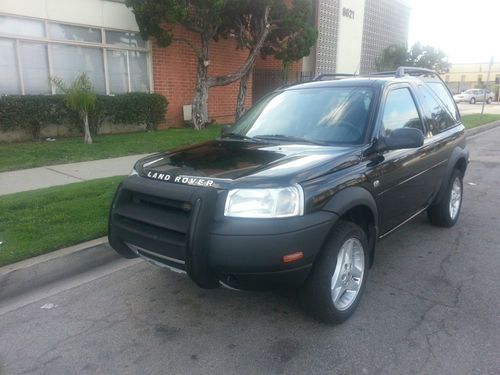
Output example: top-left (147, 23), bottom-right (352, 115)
top-left (0, 153), bottom-right (149, 196)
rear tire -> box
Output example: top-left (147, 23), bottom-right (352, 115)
top-left (299, 221), bottom-right (369, 324)
top-left (487, 97), bottom-right (492, 104)
top-left (427, 169), bottom-right (463, 227)
top-left (470, 97), bottom-right (476, 104)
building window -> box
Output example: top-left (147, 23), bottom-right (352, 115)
top-left (52, 44), bottom-right (106, 93)
top-left (0, 38), bottom-right (20, 94)
top-left (0, 14), bottom-right (151, 95)
top-left (0, 15), bottom-right (45, 38)
top-left (20, 42), bottom-right (51, 94)
top-left (49, 23), bottom-right (102, 43)
top-left (106, 30), bottom-right (145, 48)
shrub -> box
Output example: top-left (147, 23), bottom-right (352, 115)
top-left (0, 93), bottom-right (168, 139)
top-left (0, 95), bottom-right (77, 140)
top-left (112, 93), bottom-right (168, 131)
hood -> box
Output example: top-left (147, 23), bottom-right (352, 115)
top-left (136, 139), bottom-right (360, 188)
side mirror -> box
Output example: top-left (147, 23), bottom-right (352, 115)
top-left (221, 125), bottom-right (232, 137)
top-left (378, 128), bottom-right (424, 152)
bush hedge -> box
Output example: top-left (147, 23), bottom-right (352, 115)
top-left (0, 93), bottom-right (168, 139)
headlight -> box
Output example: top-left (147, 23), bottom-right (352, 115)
top-left (224, 185), bottom-right (304, 218)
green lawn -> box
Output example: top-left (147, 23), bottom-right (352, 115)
top-left (461, 114), bottom-right (500, 129)
top-left (0, 126), bottom-right (220, 173)
top-left (0, 176), bottom-right (124, 267)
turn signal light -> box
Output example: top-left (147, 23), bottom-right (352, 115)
top-left (282, 251), bottom-right (304, 263)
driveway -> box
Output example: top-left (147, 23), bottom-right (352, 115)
top-left (0, 127), bottom-right (499, 375)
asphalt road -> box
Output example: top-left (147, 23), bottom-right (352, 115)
top-left (1, 127), bottom-right (500, 375)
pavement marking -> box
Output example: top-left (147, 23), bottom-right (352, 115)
top-left (40, 303), bottom-right (57, 309)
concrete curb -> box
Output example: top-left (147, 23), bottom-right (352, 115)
top-left (0, 237), bottom-right (123, 302)
top-left (465, 120), bottom-right (500, 137)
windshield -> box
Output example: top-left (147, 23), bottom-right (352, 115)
top-left (229, 87), bottom-right (374, 145)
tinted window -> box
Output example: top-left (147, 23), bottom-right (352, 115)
top-left (381, 88), bottom-right (423, 136)
top-left (420, 86), bottom-right (456, 135)
top-left (427, 82), bottom-right (459, 121)
top-left (231, 87), bottom-right (374, 144)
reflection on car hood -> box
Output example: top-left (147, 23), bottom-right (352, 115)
top-left (136, 139), bottom-right (359, 187)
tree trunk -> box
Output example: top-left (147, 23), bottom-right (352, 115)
top-left (282, 61), bottom-right (290, 85)
top-left (192, 35), bottom-right (210, 130)
top-left (191, 6), bottom-right (271, 130)
top-left (235, 68), bottom-right (252, 121)
top-left (82, 110), bottom-right (93, 144)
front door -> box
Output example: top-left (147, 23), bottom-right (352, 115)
top-left (370, 85), bottom-right (436, 235)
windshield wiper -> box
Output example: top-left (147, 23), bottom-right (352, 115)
top-left (221, 132), bottom-right (256, 141)
top-left (253, 134), bottom-right (326, 145)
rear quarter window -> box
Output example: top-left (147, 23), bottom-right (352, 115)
top-left (426, 82), bottom-right (459, 122)
top-left (419, 85), bottom-right (457, 135)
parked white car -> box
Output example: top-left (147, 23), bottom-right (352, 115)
top-left (453, 89), bottom-right (495, 104)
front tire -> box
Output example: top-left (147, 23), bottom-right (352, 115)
top-left (487, 97), bottom-right (492, 104)
top-left (470, 97), bottom-right (476, 104)
top-left (427, 169), bottom-right (463, 227)
top-left (299, 221), bottom-right (369, 324)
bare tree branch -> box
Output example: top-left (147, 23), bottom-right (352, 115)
top-left (207, 6), bottom-right (271, 87)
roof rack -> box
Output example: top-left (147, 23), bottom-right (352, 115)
top-left (364, 67), bottom-right (440, 78)
top-left (366, 71), bottom-right (397, 76)
top-left (313, 73), bottom-right (357, 81)
top-left (395, 66), bottom-right (438, 77)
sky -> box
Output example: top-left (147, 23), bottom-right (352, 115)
top-left (408, 0), bottom-right (500, 63)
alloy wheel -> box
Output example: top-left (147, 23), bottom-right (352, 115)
top-left (330, 238), bottom-right (365, 311)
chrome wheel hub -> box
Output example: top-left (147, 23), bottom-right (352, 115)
top-left (449, 177), bottom-right (462, 220)
top-left (330, 238), bottom-right (365, 311)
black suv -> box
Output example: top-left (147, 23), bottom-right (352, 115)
top-left (108, 67), bottom-right (468, 323)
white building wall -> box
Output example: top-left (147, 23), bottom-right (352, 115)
top-left (0, 0), bottom-right (138, 31)
top-left (335, 0), bottom-right (365, 74)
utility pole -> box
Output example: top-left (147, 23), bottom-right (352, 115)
top-left (481, 56), bottom-right (494, 118)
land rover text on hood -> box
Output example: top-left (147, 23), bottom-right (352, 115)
top-left (109, 67), bottom-right (468, 323)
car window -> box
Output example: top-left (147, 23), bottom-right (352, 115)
top-left (381, 88), bottom-right (423, 136)
top-left (427, 82), bottom-right (459, 121)
top-left (231, 87), bottom-right (374, 145)
top-left (419, 86), bottom-right (457, 135)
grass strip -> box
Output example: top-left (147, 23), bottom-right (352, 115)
top-left (461, 114), bottom-right (500, 129)
top-left (0, 176), bottom-right (124, 266)
top-left (0, 126), bottom-right (220, 172)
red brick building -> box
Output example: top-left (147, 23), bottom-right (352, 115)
top-left (152, 25), bottom-right (301, 127)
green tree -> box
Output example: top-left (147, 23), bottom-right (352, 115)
top-left (234, 0), bottom-right (317, 119)
top-left (126, 0), bottom-right (316, 129)
top-left (376, 43), bottom-right (451, 73)
top-left (375, 44), bottom-right (408, 72)
top-left (51, 73), bottom-right (96, 144)
top-left (407, 42), bottom-right (451, 73)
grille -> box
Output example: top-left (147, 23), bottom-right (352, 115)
top-left (112, 189), bottom-right (193, 262)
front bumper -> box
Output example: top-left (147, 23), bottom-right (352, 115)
top-left (108, 176), bottom-right (336, 290)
